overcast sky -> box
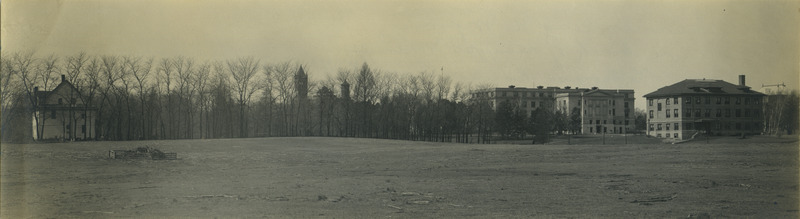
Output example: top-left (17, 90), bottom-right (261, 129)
top-left (2, 0), bottom-right (798, 109)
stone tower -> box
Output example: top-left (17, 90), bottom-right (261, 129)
top-left (294, 65), bottom-right (308, 99)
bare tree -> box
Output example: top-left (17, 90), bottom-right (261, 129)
top-left (227, 57), bottom-right (261, 137)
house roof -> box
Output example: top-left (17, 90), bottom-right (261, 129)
top-left (643, 79), bottom-right (764, 98)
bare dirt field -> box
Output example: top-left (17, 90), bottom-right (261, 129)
top-left (2, 136), bottom-right (798, 218)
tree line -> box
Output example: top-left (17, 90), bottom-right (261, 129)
top-left (1, 52), bottom-right (506, 143)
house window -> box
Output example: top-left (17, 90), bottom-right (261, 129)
top-left (694, 109), bottom-right (701, 117)
top-left (657, 103), bottom-right (662, 111)
top-left (673, 98), bottom-right (679, 104)
top-left (666, 110), bottom-right (670, 118)
top-left (716, 109), bottom-right (722, 117)
top-left (735, 109), bottom-right (741, 117)
top-left (735, 97), bottom-right (741, 105)
top-left (649, 110), bottom-right (654, 118)
top-left (744, 97), bottom-right (750, 105)
top-left (612, 109), bottom-right (616, 116)
top-left (624, 102), bottom-right (629, 108)
top-left (649, 99), bottom-right (653, 106)
top-left (684, 108), bottom-right (692, 117)
top-left (674, 133), bottom-right (679, 138)
top-left (725, 97), bottom-right (730, 104)
top-left (716, 97), bottom-right (721, 104)
top-left (725, 109), bottom-right (731, 117)
top-left (696, 97), bottom-right (701, 104)
top-left (745, 109), bottom-right (751, 117)
top-left (673, 109), bottom-right (679, 118)
top-left (531, 101), bottom-right (536, 107)
top-left (657, 124), bottom-right (662, 130)
top-left (58, 98), bottom-right (63, 104)
top-left (666, 123), bottom-right (670, 130)
top-left (649, 124), bottom-right (654, 131)
top-left (685, 97), bottom-right (692, 104)
top-left (674, 123), bottom-right (680, 130)
top-left (704, 109), bottom-right (711, 117)
top-left (704, 97), bottom-right (710, 104)
top-left (666, 98), bottom-right (671, 105)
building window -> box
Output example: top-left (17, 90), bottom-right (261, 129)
top-left (657, 124), bottom-right (662, 130)
top-left (674, 133), bottom-right (679, 138)
top-left (649, 124), bottom-right (654, 131)
top-left (674, 123), bottom-right (680, 130)
top-left (696, 97), bottom-right (701, 104)
top-left (673, 98), bottom-right (679, 104)
top-left (725, 109), bottom-right (731, 117)
top-left (735, 109), bottom-right (741, 117)
top-left (694, 109), bottom-right (701, 117)
top-left (704, 97), bottom-right (711, 104)
top-left (82, 125), bottom-right (86, 133)
top-left (649, 99), bottom-right (653, 106)
top-left (603, 120), bottom-right (607, 124)
top-left (666, 98), bottom-right (671, 105)
top-left (685, 97), bottom-right (692, 104)
top-left (744, 109), bottom-right (751, 117)
top-left (666, 110), bottom-right (670, 118)
top-left (58, 98), bottom-right (63, 104)
top-left (624, 102), bottom-right (629, 108)
top-left (684, 108), bottom-right (692, 117)
top-left (735, 97), bottom-right (741, 105)
top-left (704, 109), bottom-right (711, 117)
top-left (589, 120), bottom-right (593, 124)
top-left (725, 97), bottom-right (730, 104)
top-left (716, 109), bottom-right (721, 117)
top-left (744, 97), bottom-right (750, 105)
top-left (522, 101), bottom-right (527, 107)
top-left (666, 123), bottom-right (670, 130)
top-left (716, 97), bottom-right (721, 104)
top-left (612, 109), bottom-right (616, 116)
top-left (673, 109), bottom-right (679, 118)
top-left (657, 103), bottom-right (662, 111)
top-left (649, 110), bottom-right (654, 118)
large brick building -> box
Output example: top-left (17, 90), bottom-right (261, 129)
top-left (471, 85), bottom-right (635, 134)
top-left (643, 75), bottom-right (765, 140)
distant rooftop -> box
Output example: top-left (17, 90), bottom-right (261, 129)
top-left (643, 79), bottom-right (764, 98)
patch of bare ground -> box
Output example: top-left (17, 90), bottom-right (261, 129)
top-left (2, 136), bottom-right (797, 218)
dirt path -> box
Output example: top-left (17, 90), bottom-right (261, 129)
top-left (2, 137), bottom-right (797, 218)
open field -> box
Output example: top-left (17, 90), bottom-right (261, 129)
top-left (2, 136), bottom-right (798, 218)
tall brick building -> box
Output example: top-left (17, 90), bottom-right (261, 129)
top-left (643, 75), bottom-right (765, 140)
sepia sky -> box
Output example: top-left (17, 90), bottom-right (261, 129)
top-left (2, 0), bottom-right (798, 109)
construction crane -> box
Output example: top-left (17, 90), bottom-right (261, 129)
top-left (761, 82), bottom-right (786, 94)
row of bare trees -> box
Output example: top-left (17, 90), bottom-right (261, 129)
top-left (1, 52), bottom-right (502, 143)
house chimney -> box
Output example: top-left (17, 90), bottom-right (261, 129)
top-left (739, 75), bottom-right (745, 86)
top-left (61, 74), bottom-right (66, 82)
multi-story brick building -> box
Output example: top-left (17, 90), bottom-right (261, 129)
top-left (643, 75), bottom-right (765, 140)
top-left (471, 85), bottom-right (635, 134)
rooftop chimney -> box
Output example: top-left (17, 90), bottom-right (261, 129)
top-left (739, 75), bottom-right (745, 86)
top-left (61, 74), bottom-right (66, 82)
